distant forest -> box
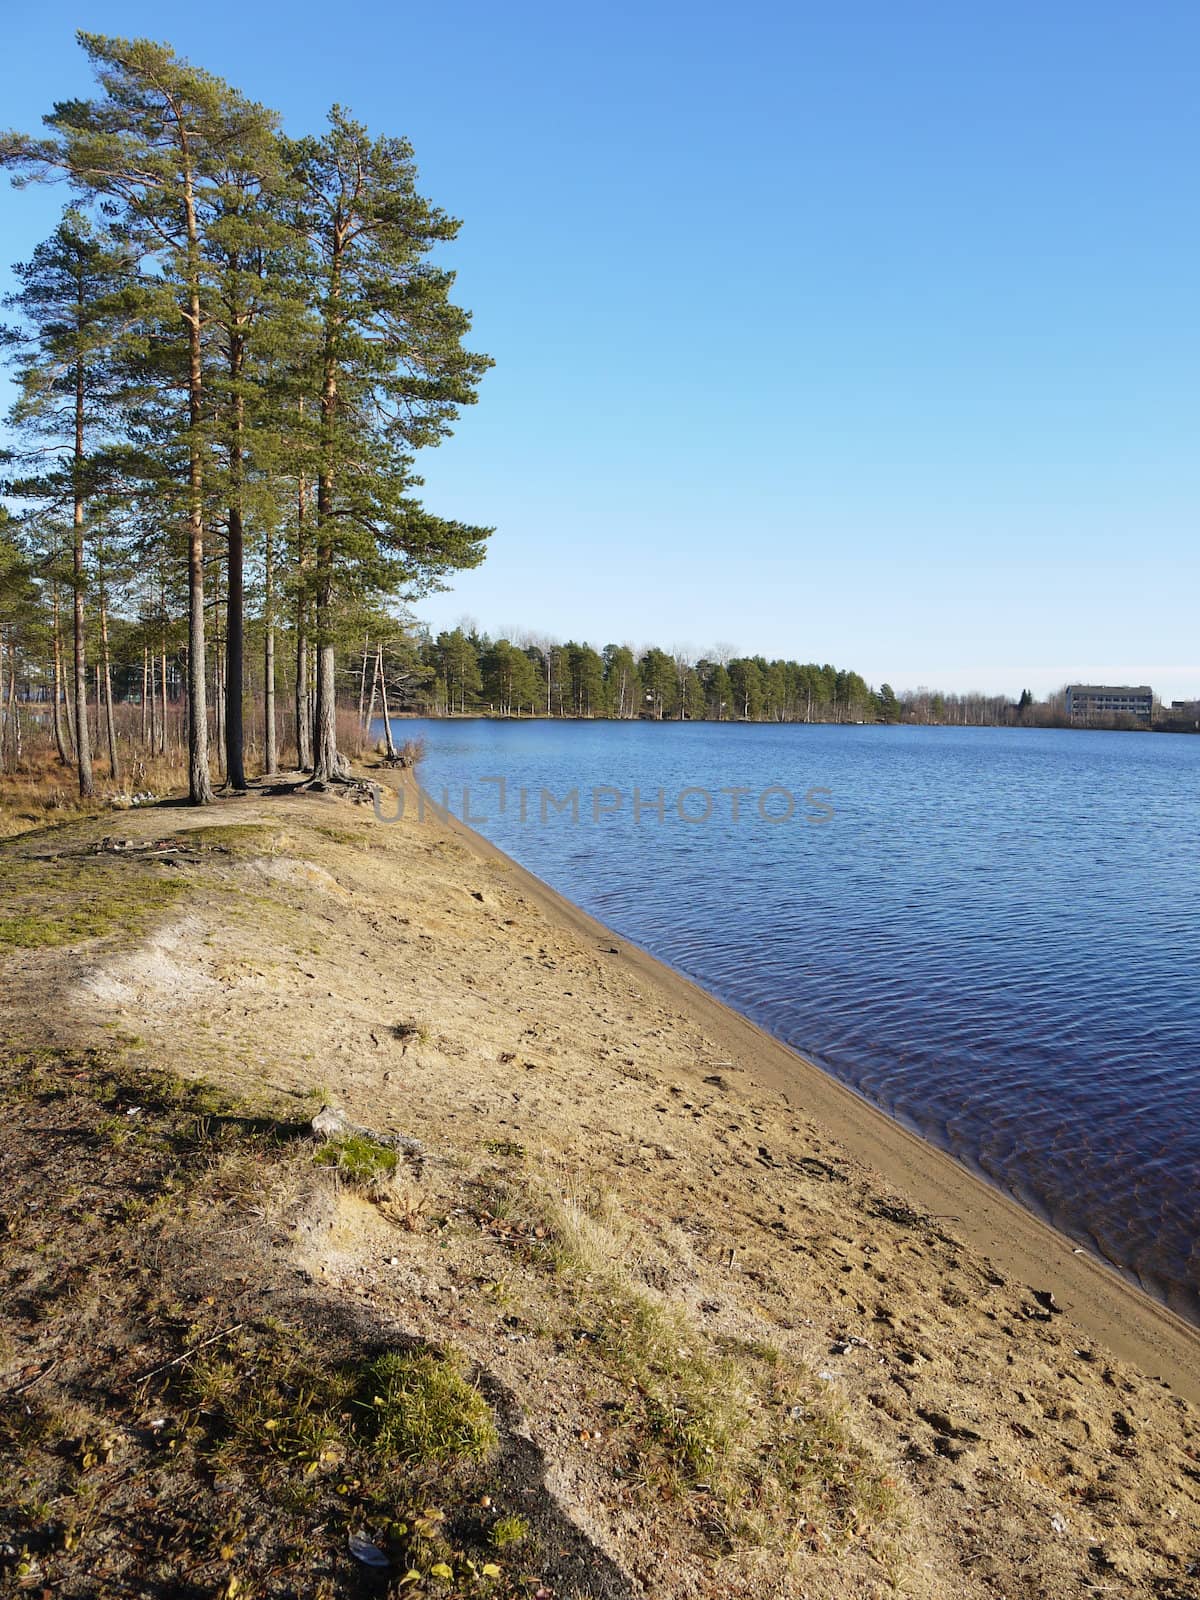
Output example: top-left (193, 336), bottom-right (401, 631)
top-left (360, 625), bottom-right (1093, 730)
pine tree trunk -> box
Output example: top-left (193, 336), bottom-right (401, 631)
top-left (264, 522), bottom-right (277, 777)
top-left (51, 582), bottom-right (70, 764)
top-left (0, 637), bottom-right (8, 774)
top-left (150, 651), bottom-right (158, 752)
top-left (312, 244), bottom-right (349, 785)
top-left (357, 638), bottom-right (370, 735)
top-left (213, 568), bottom-right (225, 781)
top-left (100, 589), bottom-right (119, 781)
top-left (295, 614), bottom-right (310, 769)
top-left (6, 644), bottom-right (19, 768)
top-left (377, 645), bottom-right (396, 758)
top-left (307, 644), bottom-right (316, 753)
top-left (73, 354), bottom-right (94, 800)
top-left (141, 646), bottom-right (149, 748)
top-left (159, 631), bottom-right (168, 757)
top-left (63, 633), bottom-right (77, 757)
top-left (225, 364), bottom-right (247, 788)
top-left (295, 477), bottom-right (312, 770)
top-left (225, 501), bottom-right (245, 788)
top-left (180, 137), bottom-right (214, 804)
top-left (313, 643), bottom-right (346, 783)
top-left (0, 630), bottom-right (8, 774)
top-left (364, 646), bottom-right (379, 750)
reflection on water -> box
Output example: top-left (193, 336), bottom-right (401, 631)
top-left (396, 719), bottom-right (1200, 1322)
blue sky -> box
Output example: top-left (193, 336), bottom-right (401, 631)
top-left (3, 2), bottom-right (1197, 697)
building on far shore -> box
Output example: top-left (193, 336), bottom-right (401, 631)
top-left (1165, 699), bottom-right (1200, 730)
top-left (1065, 684), bottom-right (1154, 724)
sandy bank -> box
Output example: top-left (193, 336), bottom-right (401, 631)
top-left (3, 777), bottom-right (1197, 1599)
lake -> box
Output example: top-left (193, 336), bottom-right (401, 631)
top-left (390, 719), bottom-right (1200, 1322)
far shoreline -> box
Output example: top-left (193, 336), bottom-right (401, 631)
top-left (382, 712), bottom-right (1189, 734)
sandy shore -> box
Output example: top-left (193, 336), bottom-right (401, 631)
top-left (4, 776), bottom-right (1198, 1598)
top-left (434, 792), bottom-right (1200, 1406)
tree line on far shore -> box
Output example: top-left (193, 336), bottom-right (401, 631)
top-left (0, 32), bottom-right (491, 802)
top-left (367, 628), bottom-right (1099, 729)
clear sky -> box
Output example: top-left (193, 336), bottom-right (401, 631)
top-left (3, 2), bottom-right (1197, 698)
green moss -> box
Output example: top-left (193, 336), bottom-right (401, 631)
top-left (354, 1349), bottom-right (498, 1466)
top-left (0, 858), bottom-right (182, 948)
top-left (313, 1131), bottom-right (398, 1192)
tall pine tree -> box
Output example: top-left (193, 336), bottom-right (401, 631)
top-left (2, 211), bottom-right (140, 797)
top-left (3, 34), bottom-right (282, 802)
top-left (293, 109), bottom-right (492, 781)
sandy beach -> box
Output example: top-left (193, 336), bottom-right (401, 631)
top-left (2, 775), bottom-right (1197, 1598)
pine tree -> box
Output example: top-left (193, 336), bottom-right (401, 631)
top-left (729, 658), bottom-right (765, 720)
top-left (602, 644), bottom-right (639, 719)
top-left (639, 648), bottom-right (675, 719)
top-left (292, 109), bottom-right (492, 781)
top-left (435, 628), bottom-right (482, 714)
top-left (202, 117), bottom-right (304, 788)
top-left (2, 210), bottom-right (140, 796)
top-left (3, 33), bottom-right (284, 802)
top-left (707, 662), bottom-right (732, 719)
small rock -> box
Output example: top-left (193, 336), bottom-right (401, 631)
top-left (312, 1105), bottom-right (350, 1138)
top-left (348, 1532), bottom-right (389, 1568)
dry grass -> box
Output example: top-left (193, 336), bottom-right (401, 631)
top-left (0, 1051), bottom-right (587, 1599)
top-left (0, 746), bottom-right (190, 840)
top-left (527, 1178), bottom-right (905, 1568)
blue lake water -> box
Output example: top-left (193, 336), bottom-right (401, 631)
top-left (390, 719), bottom-right (1200, 1322)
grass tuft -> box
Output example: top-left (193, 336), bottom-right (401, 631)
top-left (489, 1513), bottom-right (530, 1550)
top-left (354, 1349), bottom-right (498, 1466)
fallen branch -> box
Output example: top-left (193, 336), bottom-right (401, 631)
top-left (136, 1322), bottom-right (244, 1383)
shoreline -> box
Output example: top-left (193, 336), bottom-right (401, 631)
top-left (425, 777), bottom-right (1200, 1406)
top-left (386, 711), bottom-right (1188, 734)
top-left (8, 777), bottom-right (1200, 1595)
